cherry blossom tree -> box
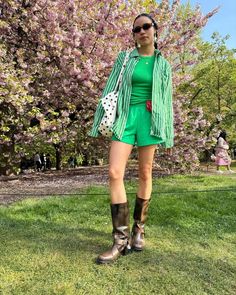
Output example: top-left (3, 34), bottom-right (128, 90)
top-left (0, 0), bottom-right (218, 174)
top-left (0, 43), bottom-right (35, 175)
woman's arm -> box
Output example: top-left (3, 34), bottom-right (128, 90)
top-left (218, 137), bottom-right (229, 149)
top-left (88, 51), bottom-right (126, 137)
top-left (101, 51), bottom-right (126, 98)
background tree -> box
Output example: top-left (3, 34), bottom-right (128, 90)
top-left (155, 1), bottom-right (219, 171)
top-left (1, 0), bottom-right (136, 170)
top-left (0, 0), bottom-right (219, 174)
top-left (180, 33), bottom-right (236, 150)
top-left (0, 43), bottom-right (36, 175)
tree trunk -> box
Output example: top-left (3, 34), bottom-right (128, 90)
top-left (54, 143), bottom-right (62, 170)
top-left (0, 143), bottom-right (15, 176)
top-left (82, 153), bottom-right (89, 166)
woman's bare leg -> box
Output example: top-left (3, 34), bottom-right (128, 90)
top-left (137, 145), bottom-right (157, 199)
top-left (97, 141), bottom-right (133, 264)
top-left (227, 164), bottom-right (231, 170)
top-left (109, 141), bottom-right (133, 204)
top-left (130, 145), bottom-right (156, 251)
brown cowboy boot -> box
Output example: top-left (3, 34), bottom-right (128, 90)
top-left (131, 196), bottom-right (151, 251)
top-left (97, 202), bottom-right (131, 264)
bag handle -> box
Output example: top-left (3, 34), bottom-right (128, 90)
top-left (114, 51), bottom-right (130, 92)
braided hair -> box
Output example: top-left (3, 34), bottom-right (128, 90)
top-left (133, 13), bottom-right (158, 49)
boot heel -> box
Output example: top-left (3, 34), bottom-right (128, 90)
top-left (121, 243), bottom-right (132, 256)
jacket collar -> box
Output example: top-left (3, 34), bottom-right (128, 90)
top-left (129, 48), bottom-right (161, 58)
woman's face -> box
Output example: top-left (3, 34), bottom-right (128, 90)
top-left (133, 16), bottom-right (156, 48)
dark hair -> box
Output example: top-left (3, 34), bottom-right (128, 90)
top-left (133, 13), bottom-right (158, 49)
top-left (217, 131), bottom-right (227, 140)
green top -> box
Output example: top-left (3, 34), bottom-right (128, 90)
top-left (89, 48), bottom-right (174, 148)
top-left (130, 55), bottom-right (155, 105)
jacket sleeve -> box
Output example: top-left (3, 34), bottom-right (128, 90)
top-left (161, 62), bottom-right (174, 148)
top-left (88, 52), bottom-right (125, 137)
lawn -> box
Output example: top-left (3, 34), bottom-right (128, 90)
top-left (0, 174), bottom-right (235, 295)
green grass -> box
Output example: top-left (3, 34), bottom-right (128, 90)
top-left (0, 174), bottom-right (236, 295)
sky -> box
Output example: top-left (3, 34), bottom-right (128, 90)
top-left (181, 0), bottom-right (236, 49)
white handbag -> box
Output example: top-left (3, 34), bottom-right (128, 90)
top-left (98, 51), bottom-right (130, 137)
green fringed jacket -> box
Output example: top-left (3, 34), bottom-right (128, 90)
top-left (89, 48), bottom-right (174, 148)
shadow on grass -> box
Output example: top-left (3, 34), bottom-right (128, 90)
top-left (0, 191), bottom-right (235, 295)
top-left (0, 191), bottom-right (235, 259)
top-left (131, 247), bottom-right (236, 294)
top-left (0, 216), bottom-right (112, 256)
top-left (0, 196), bottom-right (114, 259)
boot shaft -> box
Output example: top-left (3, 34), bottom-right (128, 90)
top-left (111, 202), bottom-right (130, 238)
top-left (97, 202), bottom-right (130, 264)
top-left (133, 197), bottom-right (151, 224)
top-left (131, 196), bottom-right (151, 251)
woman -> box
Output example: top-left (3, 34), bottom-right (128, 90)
top-left (89, 13), bottom-right (174, 264)
top-left (215, 131), bottom-right (234, 173)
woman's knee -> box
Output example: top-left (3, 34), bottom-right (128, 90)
top-left (109, 167), bottom-right (124, 181)
top-left (139, 165), bottom-right (152, 181)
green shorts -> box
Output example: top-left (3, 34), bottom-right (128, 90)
top-left (112, 102), bottom-right (164, 147)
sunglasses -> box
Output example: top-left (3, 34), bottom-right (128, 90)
top-left (132, 22), bottom-right (154, 34)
